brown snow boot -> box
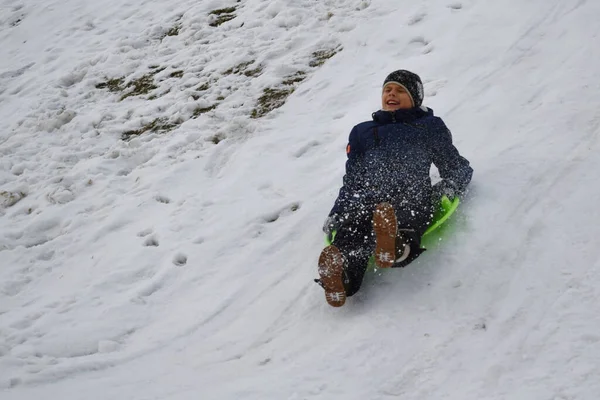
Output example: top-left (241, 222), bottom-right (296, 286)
top-left (317, 245), bottom-right (348, 307)
top-left (373, 202), bottom-right (398, 268)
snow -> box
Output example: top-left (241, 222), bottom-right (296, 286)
top-left (1, 0), bottom-right (600, 398)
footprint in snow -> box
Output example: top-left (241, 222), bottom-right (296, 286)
top-left (143, 235), bottom-right (159, 247)
top-left (424, 79), bottom-right (448, 97)
top-left (173, 253), bottom-right (187, 266)
top-left (474, 319), bottom-right (487, 331)
top-left (137, 279), bottom-right (163, 297)
top-left (261, 202), bottom-right (301, 224)
top-left (357, 0), bottom-right (370, 10)
top-left (154, 194), bottom-right (171, 204)
top-left (8, 377), bottom-right (22, 388)
top-left (293, 140), bottom-right (321, 158)
top-left (137, 228), bottom-right (153, 237)
top-left (407, 12), bottom-right (426, 26)
top-left (9, 13), bottom-right (25, 27)
top-left (10, 312), bottom-right (43, 330)
top-left (407, 36), bottom-right (434, 55)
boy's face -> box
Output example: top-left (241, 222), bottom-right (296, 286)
top-left (381, 83), bottom-right (414, 111)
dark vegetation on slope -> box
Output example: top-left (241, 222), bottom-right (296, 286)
top-left (95, 6), bottom-right (342, 139)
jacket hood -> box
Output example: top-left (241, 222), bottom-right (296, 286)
top-left (372, 106), bottom-right (433, 124)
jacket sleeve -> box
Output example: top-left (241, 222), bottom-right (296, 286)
top-left (429, 118), bottom-right (473, 197)
top-left (329, 127), bottom-right (367, 217)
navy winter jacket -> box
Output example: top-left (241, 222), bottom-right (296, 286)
top-left (329, 107), bottom-right (472, 229)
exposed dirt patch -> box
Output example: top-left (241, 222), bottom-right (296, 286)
top-left (251, 87), bottom-right (294, 118)
top-left (121, 118), bottom-right (179, 141)
top-left (209, 7), bottom-right (237, 27)
top-left (309, 46), bottom-right (342, 67)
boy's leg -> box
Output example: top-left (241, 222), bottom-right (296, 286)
top-left (331, 209), bottom-right (374, 296)
top-left (389, 200), bottom-right (432, 267)
top-left (392, 228), bottom-right (426, 268)
top-left (317, 208), bottom-right (374, 305)
top-left (373, 199), bottom-right (432, 268)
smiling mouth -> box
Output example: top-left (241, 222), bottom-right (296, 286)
top-left (386, 100), bottom-right (399, 106)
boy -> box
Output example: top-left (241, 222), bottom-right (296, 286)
top-left (316, 70), bottom-right (473, 307)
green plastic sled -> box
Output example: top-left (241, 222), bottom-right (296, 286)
top-left (420, 195), bottom-right (460, 248)
top-left (325, 195), bottom-right (460, 252)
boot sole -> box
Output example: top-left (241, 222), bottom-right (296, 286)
top-left (318, 245), bottom-right (347, 307)
top-left (373, 202), bottom-right (397, 268)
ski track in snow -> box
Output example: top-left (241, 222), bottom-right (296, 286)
top-left (1, 0), bottom-right (600, 398)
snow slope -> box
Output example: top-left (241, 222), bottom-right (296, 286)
top-left (1, 0), bottom-right (600, 398)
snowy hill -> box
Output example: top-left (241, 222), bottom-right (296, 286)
top-left (2, 0), bottom-right (600, 398)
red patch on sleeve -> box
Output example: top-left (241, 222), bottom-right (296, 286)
top-left (346, 144), bottom-right (351, 154)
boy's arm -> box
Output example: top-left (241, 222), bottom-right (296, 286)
top-left (329, 127), bottom-right (367, 217)
top-left (430, 119), bottom-right (473, 198)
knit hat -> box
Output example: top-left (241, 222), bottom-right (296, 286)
top-left (382, 70), bottom-right (424, 107)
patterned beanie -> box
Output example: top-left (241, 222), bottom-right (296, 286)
top-left (382, 70), bottom-right (424, 107)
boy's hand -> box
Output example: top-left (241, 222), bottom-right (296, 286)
top-left (432, 181), bottom-right (457, 201)
top-left (323, 214), bottom-right (346, 236)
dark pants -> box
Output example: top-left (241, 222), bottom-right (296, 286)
top-left (332, 198), bottom-right (432, 296)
